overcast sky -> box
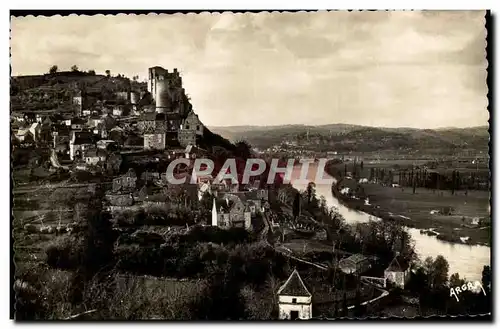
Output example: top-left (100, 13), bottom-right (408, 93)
top-left (11, 11), bottom-right (488, 128)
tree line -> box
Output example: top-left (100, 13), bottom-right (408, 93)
top-left (342, 161), bottom-right (489, 192)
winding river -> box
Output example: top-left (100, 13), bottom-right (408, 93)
top-left (290, 163), bottom-right (491, 281)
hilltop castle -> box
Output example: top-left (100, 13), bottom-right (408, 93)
top-left (140, 66), bottom-right (204, 150)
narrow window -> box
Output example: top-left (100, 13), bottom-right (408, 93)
top-left (292, 298), bottom-right (297, 304)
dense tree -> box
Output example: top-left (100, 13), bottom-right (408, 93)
top-left (341, 292), bottom-right (348, 317)
top-left (432, 255), bottom-right (449, 288)
top-left (87, 69), bottom-right (96, 75)
top-left (105, 70), bottom-right (111, 77)
top-left (318, 195), bottom-right (327, 212)
top-left (306, 182), bottom-right (316, 204)
top-left (481, 265), bottom-right (491, 293)
top-left (49, 65), bottom-right (58, 74)
top-left (353, 286), bottom-right (363, 317)
top-left (71, 65), bottom-right (79, 72)
top-left (412, 168), bottom-right (416, 194)
top-left (355, 221), bottom-right (415, 265)
top-left (190, 273), bottom-right (246, 320)
top-left (292, 192), bottom-right (301, 218)
top-left (449, 273), bottom-right (465, 287)
top-left (422, 255), bottom-right (449, 289)
top-left (333, 300), bottom-right (339, 318)
top-left (234, 140), bottom-right (252, 160)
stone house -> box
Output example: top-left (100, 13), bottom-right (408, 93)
top-left (211, 196), bottom-right (251, 230)
top-left (338, 254), bottom-right (372, 275)
top-left (69, 131), bottom-right (95, 160)
top-left (84, 149), bottom-right (107, 166)
top-left (384, 255), bottom-right (411, 289)
top-left (141, 171), bottom-right (161, 183)
top-left (114, 91), bottom-right (130, 102)
top-left (97, 139), bottom-right (117, 150)
top-left (51, 125), bottom-right (70, 148)
top-left (177, 110), bottom-right (203, 147)
top-left (139, 112), bottom-right (168, 150)
top-left (277, 269), bottom-right (312, 320)
top-left (112, 105), bottom-right (126, 117)
top-left (144, 130), bottom-right (166, 150)
top-left (105, 193), bottom-right (134, 207)
top-left (15, 128), bottom-right (33, 143)
top-left (88, 116), bottom-right (103, 128)
top-left (137, 112), bottom-right (166, 133)
top-left (220, 190), bottom-right (270, 217)
top-left (112, 168), bottom-right (137, 193)
top-left (177, 129), bottom-right (196, 148)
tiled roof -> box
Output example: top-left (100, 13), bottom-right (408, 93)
top-left (17, 129), bottom-right (30, 136)
top-left (338, 254), bottom-right (371, 274)
top-left (74, 136), bottom-right (95, 145)
top-left (343, 253), bottom-right (368, 264)
top-left (72, 118), bottom-right (87, 125)
top-left (73, 131), bottom-right (94, 145)
top-left (277, 269), bottom-right (311, 297)
top-left (214, 198), bottom-right (234, 213)
top-left (386, 255), bottom-right (410, 272)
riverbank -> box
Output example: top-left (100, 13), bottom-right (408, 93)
top-left (325, 164), bottom-right (491, 247)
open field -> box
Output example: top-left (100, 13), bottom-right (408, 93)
top-left (363, 184), bottom-right (489, 219)
top-left (340, 182), bottom-right (490, 246)
top-left (342, 159), bottom-right (489, 175)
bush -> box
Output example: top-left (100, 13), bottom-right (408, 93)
top-left (46, 236), bottom-right (84, 270)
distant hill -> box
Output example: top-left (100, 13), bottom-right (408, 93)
top-left (209, 124), bottom-right (489, 154)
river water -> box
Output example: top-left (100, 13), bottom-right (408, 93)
top-left (290, 163), bottom-right (490, 281)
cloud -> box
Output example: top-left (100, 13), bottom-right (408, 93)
top-left (10, 11), bottom-right (488, 128)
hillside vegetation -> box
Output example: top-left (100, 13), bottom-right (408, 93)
top-left (11, 71), bottom-right (145, 112)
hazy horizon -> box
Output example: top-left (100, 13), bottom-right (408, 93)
top-left (11, 11), bottom-right (488, 128)
top-left (207, 123), bottom-right (488, 129)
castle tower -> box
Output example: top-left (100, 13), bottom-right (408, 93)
top-left (155, 76), bottom-right (170, 113)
